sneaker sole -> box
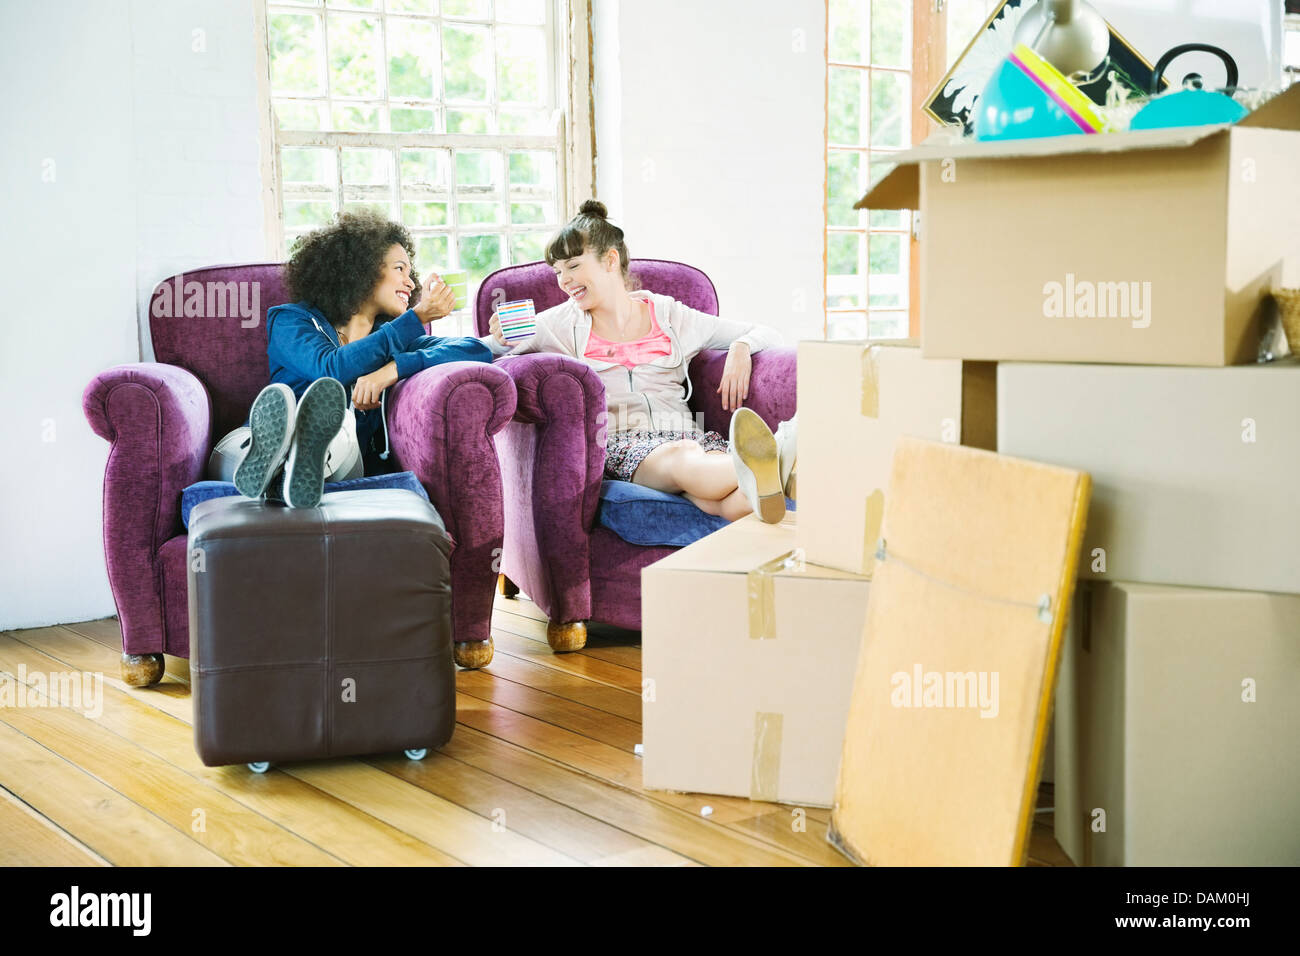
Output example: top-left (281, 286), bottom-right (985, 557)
top-left (233, 386), bottom-right (294, 499)
top-left (284, 378), bottom-right (347, 509)
top-left (732, 409), bottom-right (785, 524)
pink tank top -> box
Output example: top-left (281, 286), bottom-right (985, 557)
top-left (584, 300), bottom-right (672, 368)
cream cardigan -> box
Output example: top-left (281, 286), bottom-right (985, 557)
top-left (494, 290), bottom-right (785, 433)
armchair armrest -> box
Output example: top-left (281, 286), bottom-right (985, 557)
top-left (387, 360), bottom-right (516, 645)
top-left (688, 347), bottom-right (798, 435)
top-left (82, 363), bottom-right (212, 653)
top-left (493, 353), bottom-right (608, 625)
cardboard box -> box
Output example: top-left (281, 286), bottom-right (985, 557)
top-left (641, 514), bottom-right (870, 808)
top-left (797, 340), bottom-right (995, 576)
top-left (998, 360), bottom-right (1300, 595)
top-left (831, 438), bottom-right (1090, 866)
top-left (859, 86), bottom-right (1300, 366)
top-left (1055, 581), bottom-right (1300, 866)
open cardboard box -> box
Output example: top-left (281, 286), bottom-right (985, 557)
top-left (860, 85), bottom-right (1300, 367)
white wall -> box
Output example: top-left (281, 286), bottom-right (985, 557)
top-left (0, 0), bottom-right (267, 630)
top-left (592, 0), bottom-right (828, 343)
top-left (130, 0), bottom-right (270, 363)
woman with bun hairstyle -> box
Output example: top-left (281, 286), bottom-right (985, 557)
top-left (487, 200), bottom-right (797, 523)
top-left (210, 209), bottom-right (502, 507)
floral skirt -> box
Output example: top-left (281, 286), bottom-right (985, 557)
top-left (603, 429), bottom-right (729, 482)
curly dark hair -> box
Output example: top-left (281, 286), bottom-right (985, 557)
top-left (284, 209), bottom-right (422, 328)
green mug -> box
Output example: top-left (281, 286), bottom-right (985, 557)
top-left (439, 269), bottom-right (469, 311)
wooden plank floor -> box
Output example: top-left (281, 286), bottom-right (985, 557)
top-left (0, 594), bottom-right (1072, 867)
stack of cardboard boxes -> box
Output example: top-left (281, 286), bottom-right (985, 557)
top-left (642, 84), bottom-right (1300, 865)
top-left (854, 84), bottom-right (1300, 865)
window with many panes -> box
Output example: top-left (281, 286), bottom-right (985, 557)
top-left (262, 0), bottom-right (586, 334)
top-left (826, 0), bottom-right (1007, 341)
top-left (826, 0), bottom-right (913, 341)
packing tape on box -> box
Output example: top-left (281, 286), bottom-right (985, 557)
top-left (751, 711), bottom-right (784, 802)
top-left (863, 489), bottom-right (885, 572)
top-left (747, 551), bottom-right (799, 640)
top-left (860, 347), bottom-right (880, 418)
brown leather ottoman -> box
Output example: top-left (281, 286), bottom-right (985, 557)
top-left (187, 489), bottom-right (454, 771)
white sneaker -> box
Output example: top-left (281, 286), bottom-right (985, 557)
top-left (729, 407), bottom-right (785, 524)
top-left (774, 414), bottom-right (798, 501)
top-left (233, 384), bottom-right (296, 499)
top-left (284, 378), bottom-right (347, 509)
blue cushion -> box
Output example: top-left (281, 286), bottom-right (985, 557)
top-left (596, 480), bottom-right (728, 547)
top-left (595, 481), bottom-right (799, 548)
top-left (181, 472), bottom-right (430, 528)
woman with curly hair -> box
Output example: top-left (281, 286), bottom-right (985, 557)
top-left (209, 209), bottom-right (499, 507)
top-left (487, 200), bottom-right (797, 523)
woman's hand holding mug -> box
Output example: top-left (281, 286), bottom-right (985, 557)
top-left (413, 273), bottom-right (456, 322)
top-left (488, 309), bottom-right (508, 347)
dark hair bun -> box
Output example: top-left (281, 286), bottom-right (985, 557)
top-left (578, 199), bottom-right (608, 219)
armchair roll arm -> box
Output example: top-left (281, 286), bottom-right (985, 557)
top-left (493, 353), bottom-right (608, 625)
top-left (82, 363), bottom-right (212, 654)
top-left (688, 347), bottom-right (798, 435)
top-left (387, 360), bottom-right (516, 645)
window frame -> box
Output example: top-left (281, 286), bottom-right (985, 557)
top-left (254, 0), bottom-right (594, 271)
top-left (823, 0), bottom-right (967, 341)
top-left (824, 1), bottom-right (920, 342)
top-left (1286, 12), bottom-right (1300, 86)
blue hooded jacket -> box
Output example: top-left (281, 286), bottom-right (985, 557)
top-left (264, 302), bottom-right (496, 461)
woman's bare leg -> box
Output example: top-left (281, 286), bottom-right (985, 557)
top-left (632, 441), bottom-right (738, 500)
top-left (683, 491), bottom-right (723, 515)
top-left (718, 488), bottom-right (753, 522)
top-left (684, 487), bottom-right (752, 521)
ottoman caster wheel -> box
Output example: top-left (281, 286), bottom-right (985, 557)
top-left (453, 638), bottom-right (494, 670)
top-left (546, 621), bottom-right (587, 653)
top-left (247, 762), bottom-right (271, 774)
top-left (404, 748), bottom-right (428, 761)
top-left (121, 653), bottom-right (165, 687)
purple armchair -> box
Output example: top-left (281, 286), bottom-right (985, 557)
top-left (83, 264), bottom-right (515, 685)
top-left (477, 259), bottom-right (797, 652)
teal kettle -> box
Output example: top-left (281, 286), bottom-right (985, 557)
top-left (1131, 43), bottom-right (1248, 130)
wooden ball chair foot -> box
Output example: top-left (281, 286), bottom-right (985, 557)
top-left (121, 653), bottom-right (165, 687)
top-left (546, 621), bottom-right (587, 653)
top-left (454, 638), bottom-right (494, 669)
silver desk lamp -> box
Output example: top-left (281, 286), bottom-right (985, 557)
top-left (1012, 0), bottom-right (1110, 77)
